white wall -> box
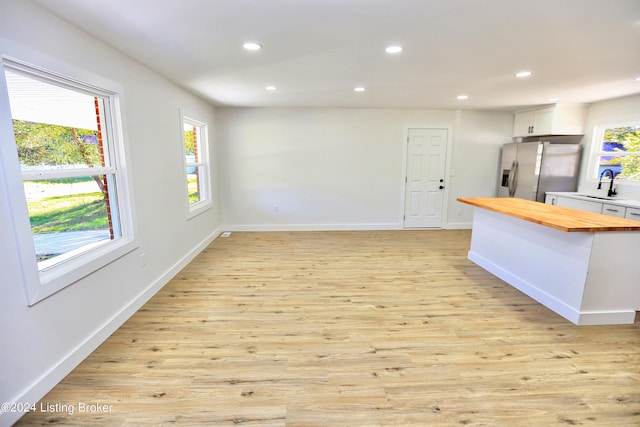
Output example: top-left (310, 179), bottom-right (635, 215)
top-left (577, 94), bottom-right (640, 200)
top-left (0, 2), bottom-right (221, 425)
top-left (217, 107), bottom-right (513, 230)
top-left (1, 2), bottom-right (637, 426)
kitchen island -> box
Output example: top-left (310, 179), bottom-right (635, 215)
top-left (458, 197), bottom-right (640, 325)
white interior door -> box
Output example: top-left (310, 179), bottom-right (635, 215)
top-left (404, 128), bottom-right (448, 228)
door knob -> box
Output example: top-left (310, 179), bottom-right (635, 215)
top-left (439, 185), bottom-right (445, 190)
top-left (439, 179), bottom-right (444, 182)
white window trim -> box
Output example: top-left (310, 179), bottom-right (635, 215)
top-left (0, 58), bottom-right (137, 305)
top-left (587, 121), bottom-right (640, 187)
top-left (180, 109), bottom-right (212, 219)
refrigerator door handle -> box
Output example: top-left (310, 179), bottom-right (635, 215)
top-left (512, 160), bottom-right (519, 197)
top-left (507, 161), bottom-right (514, 196)
top-left (508, 160), bottom-right (518, 197)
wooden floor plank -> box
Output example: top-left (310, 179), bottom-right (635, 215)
top-left (15, 230), bottom-right (640, 426)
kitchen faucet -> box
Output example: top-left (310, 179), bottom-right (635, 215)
top-left (597, 168), bottom-right (617, 197)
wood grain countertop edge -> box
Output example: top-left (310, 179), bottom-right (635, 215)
top-left (457, 197), bottom-right (640, 233)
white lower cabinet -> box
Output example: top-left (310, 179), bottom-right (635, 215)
top-left (555, 196), bottom-right (602, 213)
top-left (626, 207), bottom-right (640, 221)
top-left (601, 204), bottom-right (625, 218)
top-left (546, 194), bottom-right (640, 222)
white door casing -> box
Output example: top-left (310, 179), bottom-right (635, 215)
top-left (403, 128), bottom-right (448, 228)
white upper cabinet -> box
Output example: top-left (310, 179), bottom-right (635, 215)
top-left (513, 104), bottom-right (587, 137)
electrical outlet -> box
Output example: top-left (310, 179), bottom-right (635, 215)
top-left (140, 253), bottom-right (146, 267)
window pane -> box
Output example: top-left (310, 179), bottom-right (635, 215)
top-left (6, 71), bottom-right (106, 170)
top-left (184, 122), bottom-right (199, 162)
top-left (618, 155), bottom-right (640, 181)
top-left (25, 176), bottom-right (120, 266)
top-left (598, 126), bottom-right (640, 181)
top-left (601, 126), bottom-right (640, 152)
top-left (187, 167), bottom-right (201, 204)
top-left (14, 120), bottom-right (104, 170)
top-left (183, 117), bottom-right (208, 210)
top-left (184, 122), bottom-right (201, 204)
top-left (597, 155), bottom-right (621, 177)
top-left (601, 141), bottom-right (625, 153)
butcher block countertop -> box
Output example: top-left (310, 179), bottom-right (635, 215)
top-left (457, 197), bottom-right (640, 232)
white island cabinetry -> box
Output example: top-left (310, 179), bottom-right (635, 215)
top-left (458, 197), bottom-right (640, 325)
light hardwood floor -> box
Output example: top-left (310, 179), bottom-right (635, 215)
top-left (16, 230), bottom-right (640, 426)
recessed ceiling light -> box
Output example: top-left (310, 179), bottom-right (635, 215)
top-left (354, 87), bottom-right (366, 92)
top-left (457, 95), bottom-right (468, 100)
top-left (385, 45), bottom-right (403, 54)
top-left (515, 71), bottom-right (532, 78)
top-left (243, 42), bottom-right (262, 51)
top-left (265, 86), bottom-right (277, 91)
top-left (635, 76), bottom-right (640, 81)
top-left (548, 97), bottom-right (559, 102)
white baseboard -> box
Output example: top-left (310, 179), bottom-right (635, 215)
top-left (443, 221), bottom-right (472, 229)
top-left (575, 310), bottom-right (636, 325)
top-left (1, 228), bottom-right (221, 427)
top-left (226, 223), bottom-right (403, 232)
top-left (225, 222), bottom-right (473, 232)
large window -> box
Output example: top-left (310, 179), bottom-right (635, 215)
top-left (181, 112), bottom-right (211, 217)
top-left (591, 123), bottom-right (640, 182)
top-left (1, 59), bottom-right (135, 304)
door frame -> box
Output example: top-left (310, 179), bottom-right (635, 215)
top-left (400, 124), bottom-right (454, 229)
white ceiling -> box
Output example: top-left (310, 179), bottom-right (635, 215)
top-left (33, 0), bottom-right (640, 111)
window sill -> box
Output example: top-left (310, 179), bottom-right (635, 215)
top-left (28, 237), bottom-right (137, 305)
top-left (186, 201), bottom-right (213, 220)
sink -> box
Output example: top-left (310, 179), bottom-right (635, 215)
top-left (576, 194), bottom-right (617, 200)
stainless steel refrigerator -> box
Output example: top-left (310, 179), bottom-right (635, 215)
top-left (498, 141), bottom-right (582, 202)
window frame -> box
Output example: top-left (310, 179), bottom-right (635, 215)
top-left (180, 110), bottom-right (212, 219)
top-left (0, 58), bottom-right (137, 305)
top-left (588, 121), bottom-right (640, 186)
